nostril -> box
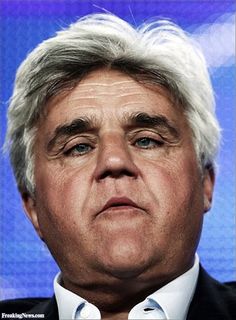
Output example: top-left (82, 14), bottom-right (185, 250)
top-left (99, 169), bottom-right (135, 180)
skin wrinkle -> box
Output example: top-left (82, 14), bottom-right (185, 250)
top-left (24, 69), bottom-right (214, 319)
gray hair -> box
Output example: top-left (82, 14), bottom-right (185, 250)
top-left (5, 13), bottom-right (221, 196)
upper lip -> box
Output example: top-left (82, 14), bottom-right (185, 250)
top-left (100, 197), bottom-right (140, 213)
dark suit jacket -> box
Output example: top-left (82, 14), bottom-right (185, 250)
top-left (1, 266), bottom-right (235, 319)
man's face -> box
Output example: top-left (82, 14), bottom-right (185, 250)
top-left (24, 69), bottom-right (213, 290)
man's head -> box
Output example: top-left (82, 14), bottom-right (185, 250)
top-left (5, 14), bottom-right (220, 300)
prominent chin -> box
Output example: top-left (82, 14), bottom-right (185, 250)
top-left (98, 241), bottom-right (153, 279)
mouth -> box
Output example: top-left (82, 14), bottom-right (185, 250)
top-left (99, 197), bottom-right (141, 215)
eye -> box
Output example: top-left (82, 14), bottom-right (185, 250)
top-left (65, 143), bottom-right (93, 156)
top-left (134, 137), bottom-right (164, 149)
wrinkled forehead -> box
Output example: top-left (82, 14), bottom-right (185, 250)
top-left (42, 68), bottom-right (183, 121)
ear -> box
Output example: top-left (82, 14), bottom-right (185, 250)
top-left (203, 165), bottom-right (215, 213)
top-left (22, 193), bottom-right (44, 240)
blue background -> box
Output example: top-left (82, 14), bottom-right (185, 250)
top-left (0, 0), bottom-right (235, 299)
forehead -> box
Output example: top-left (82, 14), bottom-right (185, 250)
top-left (44, 68), bottom-right (183, 125)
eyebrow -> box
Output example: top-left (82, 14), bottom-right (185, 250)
top-left (47, 117), bottom-right (98, 151)
top-left (126, 112), bottom-right (180, 138)
top-left (46, 111), bottom-right (180, 151)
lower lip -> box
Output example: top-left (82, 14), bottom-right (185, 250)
top-left (106, 205), bottom-right (138, 211)
top-left (98, 206), bottom-right (143, 218)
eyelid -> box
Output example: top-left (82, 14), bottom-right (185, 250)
top-left (128, 129), bottom-right (165, 142)
top-left (64, 142), bottom-right (93, 156)
top-left (60, 135), bottom-right (97, 153)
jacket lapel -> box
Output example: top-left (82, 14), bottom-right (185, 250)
top-left (187, 265), bottom-right (235, 319)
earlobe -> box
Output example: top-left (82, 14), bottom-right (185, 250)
top-left (22, 194), bottom-right (44, 240)
top-left (203, 197), bottom-right (211, 213)
top-left (203, 166), bottom-right (215, 213)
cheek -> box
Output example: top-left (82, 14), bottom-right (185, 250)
top-left (141, 158), bottom-right (204, 254)
top-left (35, 164), bottom-right (91, 226)
top-left (141, 156), bottom-right (204, 218)
top-left (34, 165), bottom-right (94, 263)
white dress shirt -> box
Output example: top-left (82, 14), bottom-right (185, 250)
top-left (54, 254), bottom-right (199, 320)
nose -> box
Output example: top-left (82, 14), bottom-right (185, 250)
top-left (93, 133), bottom-right (140, 181)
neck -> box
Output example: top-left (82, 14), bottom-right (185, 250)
top-left (102, 310), bottom-right (129, 320)
top-left (62, 272), bottom-right (169, 314)
top-left (61, 259), bottom-right (195, 315)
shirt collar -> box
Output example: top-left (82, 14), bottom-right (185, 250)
top-left (145, 254), bottom-right (199, 320)
top-left (54, 273), bottom-right (87, 320)
top-left (54, 254), bottom-right (199, 320)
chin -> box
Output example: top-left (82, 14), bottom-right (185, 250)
top-left (100, 240), bottom-right (152, 279)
